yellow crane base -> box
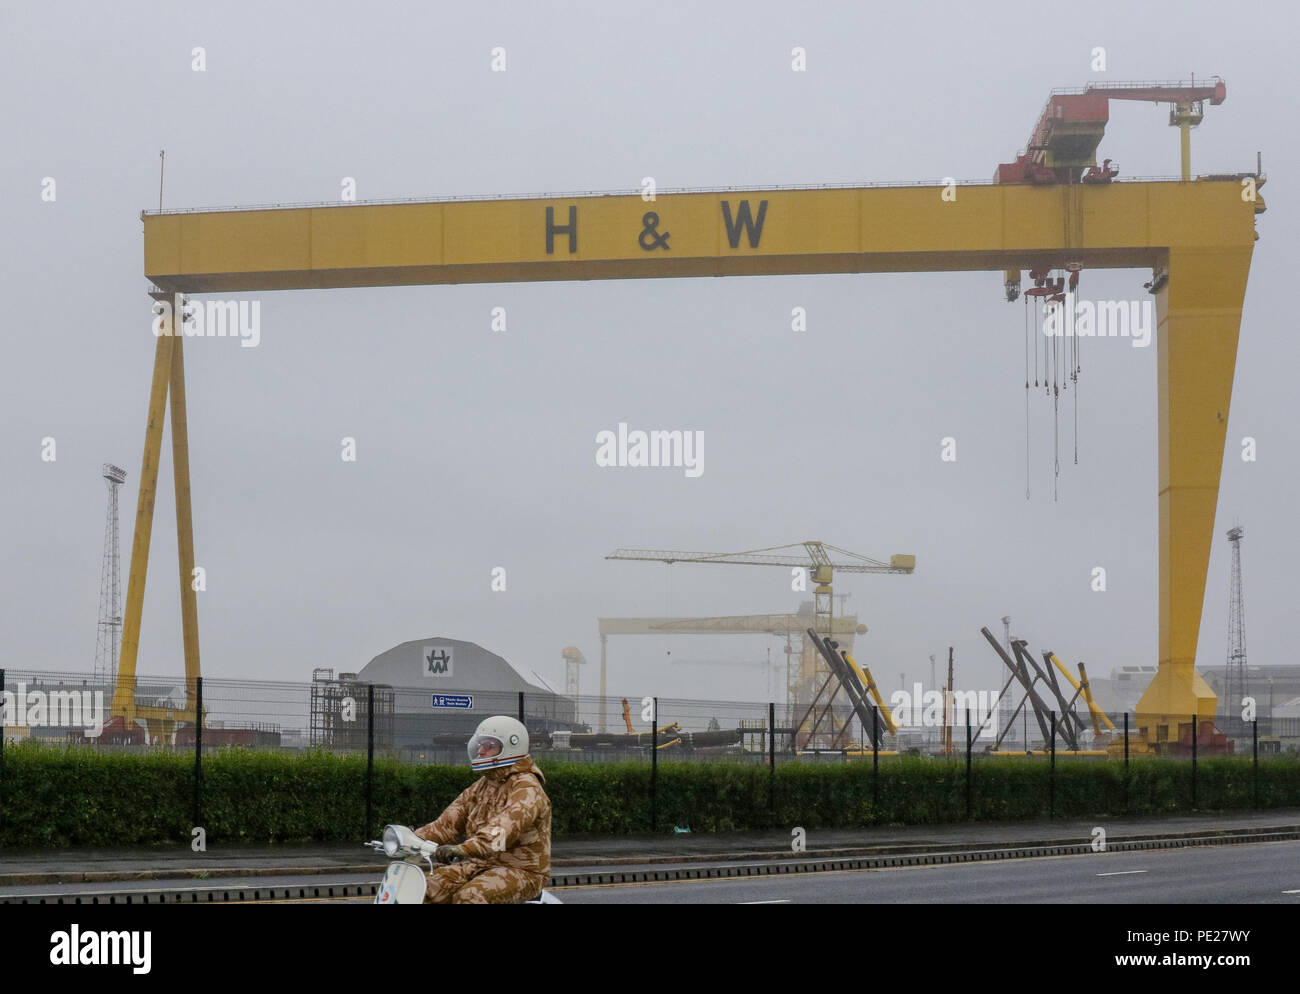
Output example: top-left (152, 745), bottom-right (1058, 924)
top-left (1133, 666), bottom-right (1218, 744)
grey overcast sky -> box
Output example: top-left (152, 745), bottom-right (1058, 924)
top-left (1, 0), bottom-right (1295, 703)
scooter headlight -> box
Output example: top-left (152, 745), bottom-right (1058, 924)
top-left (382, 825), bottom-right (401, 856)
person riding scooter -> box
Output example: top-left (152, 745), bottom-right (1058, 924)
top-left (413, 715), bottom-right (552, 904)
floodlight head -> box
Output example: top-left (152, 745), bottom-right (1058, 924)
top-left (102, 464), bottom-right (127, 485)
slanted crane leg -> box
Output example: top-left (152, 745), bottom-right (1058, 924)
top-left (113, 330), bottom-right (176, 720)
top-left (169, 334), bottom-right (202, 713)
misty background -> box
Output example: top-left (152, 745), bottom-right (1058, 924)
top-left (1, 0), bottom-right (1295, 704)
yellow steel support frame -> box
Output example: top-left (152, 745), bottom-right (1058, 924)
top-left (1138, 245), bottom-right (1252, 738)
top-left (139, 181), bottom-right (1260, 744)
top-left (1045, 653), bottom-right (1115, 734)
top-left (842, 652), bottom-right (899, 735)
top-left (169, 331), bottom-right (202, 701)
top-left (113, 312), bottom-right (200, 738)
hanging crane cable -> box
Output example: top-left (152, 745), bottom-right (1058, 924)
top-left (1052, 277), bottom-right (1061, 501)
top-left (664, 563), bottom-right (674, 660)
top-left (1024, 292), bottom-right (1031, 499)
top-left (1033, 293), bottom-right (1040, 388)
top-left (1073, 308), bottom-right (1080, 464)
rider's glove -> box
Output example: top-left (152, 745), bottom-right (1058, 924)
top-left (435, 844), bottom-right (465, 862)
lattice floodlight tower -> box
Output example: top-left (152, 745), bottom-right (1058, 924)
top-left (1224, 525), bottom-right (1247, 726)
top-left (94, 463), bottom-right (128, 689)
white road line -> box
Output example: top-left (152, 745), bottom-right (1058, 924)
top-left (738, 899), bottom-right (790, 904)
top-left (1097, 870), bottom-right (1148, 877)
top-left (1283, 889), bottom-right (1300, 894)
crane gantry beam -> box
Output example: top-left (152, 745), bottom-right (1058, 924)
top-left (143, 181), bottom-right (1244, 292)
top-left (597, 615), bottom-right (868, 637)
top-left (129, 172), bottom-right (1262, 746)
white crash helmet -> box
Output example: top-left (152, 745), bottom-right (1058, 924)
top-left (467, 715), bottom-right (529, 771)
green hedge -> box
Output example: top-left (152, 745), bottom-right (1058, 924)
top-left (1, 744), bottom-right (1298, 847)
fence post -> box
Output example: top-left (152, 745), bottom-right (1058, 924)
top-left (1049, 710), bottom-right (1056, 819)
top-left (872, 706), bottom-right (879, 822)
top-left (366, 684), bottom-right (375, 839)
top-left (767, 702), bottom-right (775, 824)
top-left (1, 668), bottom-right (6, 837)
top-left (1123, 712), bottom-right (1130, 813)
top-left (1248, 717), bottom-right (1258, 810)
top-left (650, 697), bottom-right (658, 832)
top-left (518, 691), bottom-right (525, 723)
top-left (1190, 714), bottom-right (1198, 809)
top-left (194, 676), bottom-right (203, 831)
top-left (965, 718), bottom-right (972, 821)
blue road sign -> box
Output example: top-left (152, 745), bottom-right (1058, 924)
top-left (431, 694), bottom-right (474, 709)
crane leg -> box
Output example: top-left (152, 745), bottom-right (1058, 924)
top-left (169, 334), bottom-right (202, 710)
top-left (1138, 246), bottom-right (1251, 744)
top-left (113, 330), bottom-right (176, 719)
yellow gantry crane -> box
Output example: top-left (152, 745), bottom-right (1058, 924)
top-left (129, 77), bottom-right (1262, 751)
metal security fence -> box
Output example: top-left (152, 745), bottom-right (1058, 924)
top-left (2, 666), bottom-right (1299, 763)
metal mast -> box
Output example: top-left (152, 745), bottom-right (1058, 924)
top-left (1225, 525), bottom-right (1247, 717)
top-left (94, 464), bottom-right (128, 688)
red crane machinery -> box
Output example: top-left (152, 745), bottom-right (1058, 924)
top-left (996, 78), bottom-right (1256, 504)
top-left (994, 77), bottom-right (1227, 187)
top-left (998, 77), bottom-right (1247, 306)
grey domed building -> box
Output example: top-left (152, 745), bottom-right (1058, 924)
top-left (310, 637), bottom-right (577, 754)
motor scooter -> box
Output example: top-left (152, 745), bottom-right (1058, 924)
top-left (365, 824), bottom-right (561, 904)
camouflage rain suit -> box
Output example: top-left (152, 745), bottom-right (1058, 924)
top-left (414, 755), bottom-right (552, 904)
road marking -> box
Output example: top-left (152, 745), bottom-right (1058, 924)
top-left (1097, 870), bottom-right (1147, 877)
top-left (739, 899), bottom-right (790, 904)
top-left (1283, 889), bottom-right (1300, 894)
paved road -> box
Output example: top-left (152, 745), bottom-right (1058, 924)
top-left (5, 828), bottom-right (1298, 905)
top-left (552, 840), bottom-right (1300, 904)
top-left (0, 872), bottom-right (374, 900)
top-left (5, 809), bottom-right (1296, 883)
